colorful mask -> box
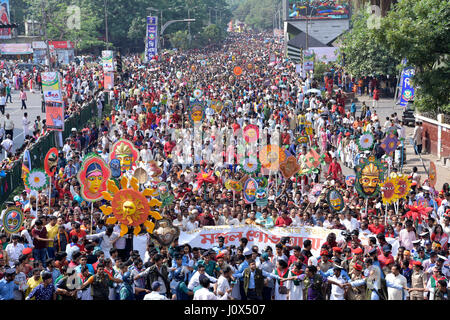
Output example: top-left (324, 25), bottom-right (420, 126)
top-left (151, 218), bottom-right (180, 246)
top-left (110, 139), bottom-right (139, 172)
top-left (255, 188), bottom-right (268, 207)
top-left (255, 176), bottom-right (268, 188)
top-left (2, 207), bottom-right (24, 234)
top-left (355, 155), bottom-right (385, 198)
top-left (381, 177), bottom-right (397, 204)
top-left (280, 156), bottom-right (301, 179)
top-left (189, 99), bottom-right (204, 124)
top-left (44, 147), bottom-right (58, 177)
top-left (78, 154), bottom-right (111, 202)
top-left (109, 159), bottom-right (121, 178)
top-left (394, 174), bottom-right (411, 200)
top-left (243, 178), bottom-right (257, 203)
top-left (326, 189), bottom-right (345, 212)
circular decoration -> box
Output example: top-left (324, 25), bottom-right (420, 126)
top-left (210, 99), bottom-right (224, 114)
top-left (326, 189), bottom-right (345, 212)
top-left (2, 207), bottom-right (24, 234)
top-left (259, 145), bottom-right (286, 171)
top-left (246, 63), bottom-right (253, 71)
top-left (280, 156), bottom-right (301, 179)
top-left (133, 167), bottom-right (149, 184)
top-left (345, 175), bottom-right (356, 187)
top-left (380, 134), bottom-right (400, 156)
top-left (357, 132), bottom-right (375, 151)
top-left (151, 218), bottom-right (180, 246)
top-left (297, 135), bottom-right (308, 145)
top-left (243, 178), bottom-right (258, 204)
top-left (77, 154), bottom-right (111, 202)
top-left (429, 161), bottom-right (437, 188)
top-left (393, 174), bottom-right (412, 200)
top-left (201, 60), bottom-right (206, 66)
top-left (26, 169), bottom-right (49, 191)
top-left (176, 71), bottom-right (182, 79)
top-left (109, 159), bottom-right (121, 178)
top-left (224, 100), bottom-right (233, 112)
top-left (101, 176), bottom-right (162, 236)
top-left (109, 139), bottom-right (139, 172)
top-left (241, 156), bottom-right (261, 175)
top-left (233, 66), bottom-right (242, 76)
top-left (193, 89), bottom-right (203, 99)
top-left (44, 147), bottom-right (58, 177)
top-left (243, 124), bottom-right (259, 143)
top-left (191, 65), bottom-right (196, 72)
top-left (157, 182), bottom-right (170, 199)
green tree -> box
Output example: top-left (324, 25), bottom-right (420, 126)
top-left (169, 30), bottom-right (189, 50)
top-left (338, 11), bottom-right (400, 77)
top-left (377, 0), bottom-right (450, 112)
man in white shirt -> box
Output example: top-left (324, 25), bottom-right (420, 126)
top-left (5, 234), bottom-right (25, 267)
top-left (399, 220), bottom-right (417, 251)
top-left (215, 266), bottom-right (233, 300)
top-left (327, 265), bottom-right (348, 300)
top-left (22, 112), bottom-right (31, 137)
top-left (193, 274), bottom-right (217, 300)
top-left (1, 134), bottom-right (13, 157)
top-left (188, 264), bottom-right (217, 291)
top-left (85, 225), bottom-right (120, 259)
top-left (342, 212), bottom-right (360, 232)
top-left (385, 264), bottom-right (407, 300)
top-left (144, 281), bottom-right (170, 300)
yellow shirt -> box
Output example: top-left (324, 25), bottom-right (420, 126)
top-left (26, 277), bottom-right (42, 299)
top-left (46, 223), bottom-right (59, 248)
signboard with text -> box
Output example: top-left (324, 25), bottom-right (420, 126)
top-left (146, 16), bottom-right (158, 62)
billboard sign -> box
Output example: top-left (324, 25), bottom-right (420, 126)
top-left (145, 16), bottom-right (158, 62)
top-left (288, 0), bottom-right (350, 20)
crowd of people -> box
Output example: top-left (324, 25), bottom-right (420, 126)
top-left (0, 31), bottom-right (448, 301)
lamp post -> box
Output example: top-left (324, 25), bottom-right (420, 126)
top-left (104, 0), bottom-right (109, 49)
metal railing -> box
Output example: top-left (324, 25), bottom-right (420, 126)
top-left (0, 93), bottom-right (110, 204)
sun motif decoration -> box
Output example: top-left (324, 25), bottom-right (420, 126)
top-left (259, 145), bottom-right (286, 171)
top-left (357, 132), bottom-right (375, 151)
top-left (233, 66), bottom-right (242, 76)
top-left (25, 169), bottom-right (49, 191)
top-left (241, 156), bottom-right (261, 175)
top-left (393, 174), bottom-right (412, 200)
top-left (380, 176), bottom-right (397, 204)
top-left (100, 176), bottom-right (162, 237)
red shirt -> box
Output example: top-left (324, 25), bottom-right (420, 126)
top-left (32, 226), bottom-right (48, 249)
top-left (368, 224), bottom-right (385, 235)
top-left (377, 253), bottom-right (394, 269)
top-left (275, 216), bottom-right (292, 227)
top-left (327, 161), bottom-right (342, 180)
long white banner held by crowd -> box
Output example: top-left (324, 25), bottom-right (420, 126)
top-left (179, 224), bottom-right (399, 257)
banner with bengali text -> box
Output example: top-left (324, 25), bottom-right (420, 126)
top-left (179, 224), bottom-right (399, 256)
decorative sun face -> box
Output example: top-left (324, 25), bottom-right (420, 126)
top-left (100, 176), bottom-right (162, 236)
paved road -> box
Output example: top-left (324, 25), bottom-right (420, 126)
top-left (0, 89), bottom-right (44, 160)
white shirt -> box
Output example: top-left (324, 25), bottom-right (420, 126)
top-left (193, 287), bottom-right (217, 300)
top-left (342, 217), bottom-right (360, 232)
top-left (385, 273), bottom-right (407, 300)
top-left (143, 291), bottom-right (169, 300)
top-left (86, 231), bottom-right (120, 259)
top-left (188, 271), bottom-right (217, 290)
top-left (5, 243), bottom-right (25, 267)
top-left (328, 273), bottom-right (347, 300)
top-left (216, 275), bottom-right (231, 299)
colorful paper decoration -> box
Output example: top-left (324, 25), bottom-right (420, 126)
top-left (241, 156), bottom-right (261, 175)
top-left (243, 178), bottom-right (258, 203)
top-left (393, 174), bottom-right (412, 200)
top-left (191, 65), bottom-right (196, 72)
top-left (403, 201), bottom-right (433, 224)
top-left (44, 147), bottom-right (58, 177)
top-left (224, 100), bottom-right (233, 112)
top-left (259, 145), bottom-right (286, 171)
top-left (380, 133), bottom-right (400, 156)
top-left (326, 189), bottom-right (345, 212)
top-left (429, 161), bottom-right (437, 188)
top-left (243, 124), bottom-right (259, 143)
top-left (233, 66), bottom-right (242, 76)
top-left (147, 160), bottom-right (163, 179)
top-left (210, 99), bottom-right (223, 114)
top-left (297, 135), bottom-right (308, 145)
top-left (196, 170), bottom-right (216, 189)
top-left (355, 155), bottom-right (385, 198)
top-left (2, 207), bottom-right (24, 234)
top-left (201, 60), bottom-right (206, 66)
top-left (357, 132), bottom-right (375, 151)
top-left (176, 71), bottom-right (182, 79)
top-left (110, 139), bottom-right (139, 172)
top-left (308, 183), bottom-right (323, 204)
top-left (299, 147), bottom-right (325, 175)
top-left (224, 179), bottom-right (242, 192)
top-left (380, 176), bottom-right (397, 204)
top-left (193, 89), bottom-right (203, 99)
top-left (100, 176), bottom-right (162, 236)
top-left (255, 188), bottom-right (268, 207)
top-left (151, 218), bottom-right (180, 246)
top-left (255, 176), bottom-right (268, 188)
top-left (280, 156), bottom-right (301, 179)
top-left (77, 154), bottom-right (111, 202)
top-left (133, 167), bottom-right (149, 184)
top-left (188, 99), bottom-right (205, 124)
top-left (25, 169), bottom-right (49, 191)
top-left (109, 159), bottom-right (121, 178)
top-left (345, 175), bottom-right (356, 187)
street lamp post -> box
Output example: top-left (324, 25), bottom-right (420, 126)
top-left (104, 0), bottom-right (109, 48)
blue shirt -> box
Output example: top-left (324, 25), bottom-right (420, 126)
top-left (233, 269), bottom-right (279, 289)
top-left (320, 269), bottom-right (351, 281)
top-left (233, 260), bottom-right (249, 280)
top-left (0, 279), bottom-right (18, 300)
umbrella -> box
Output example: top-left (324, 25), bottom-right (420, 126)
top-left (307, 89), bottom-right (321, 95)
top-left (271, 85), bottom-right (278, 90)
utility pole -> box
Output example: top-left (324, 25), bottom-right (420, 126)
top-left (188, 8), bottom-right (192, 47)
top-left (41, 0), bottom-right (51, 70)
top-left (104, 0), bottom-right (109, 48)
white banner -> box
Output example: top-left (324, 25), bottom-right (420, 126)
top-left (179, 224), bottom-right (398, 257)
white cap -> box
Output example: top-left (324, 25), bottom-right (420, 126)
top-left (243, 247), bottom-right (252, 256)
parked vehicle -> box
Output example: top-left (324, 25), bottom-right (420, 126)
top-left (402, 102), bottom-right (415, 126)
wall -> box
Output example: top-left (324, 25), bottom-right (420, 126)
top-left (416, 114), bottom-right (450, 159)
top-left (287, 19), bottom-right (350, 45)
